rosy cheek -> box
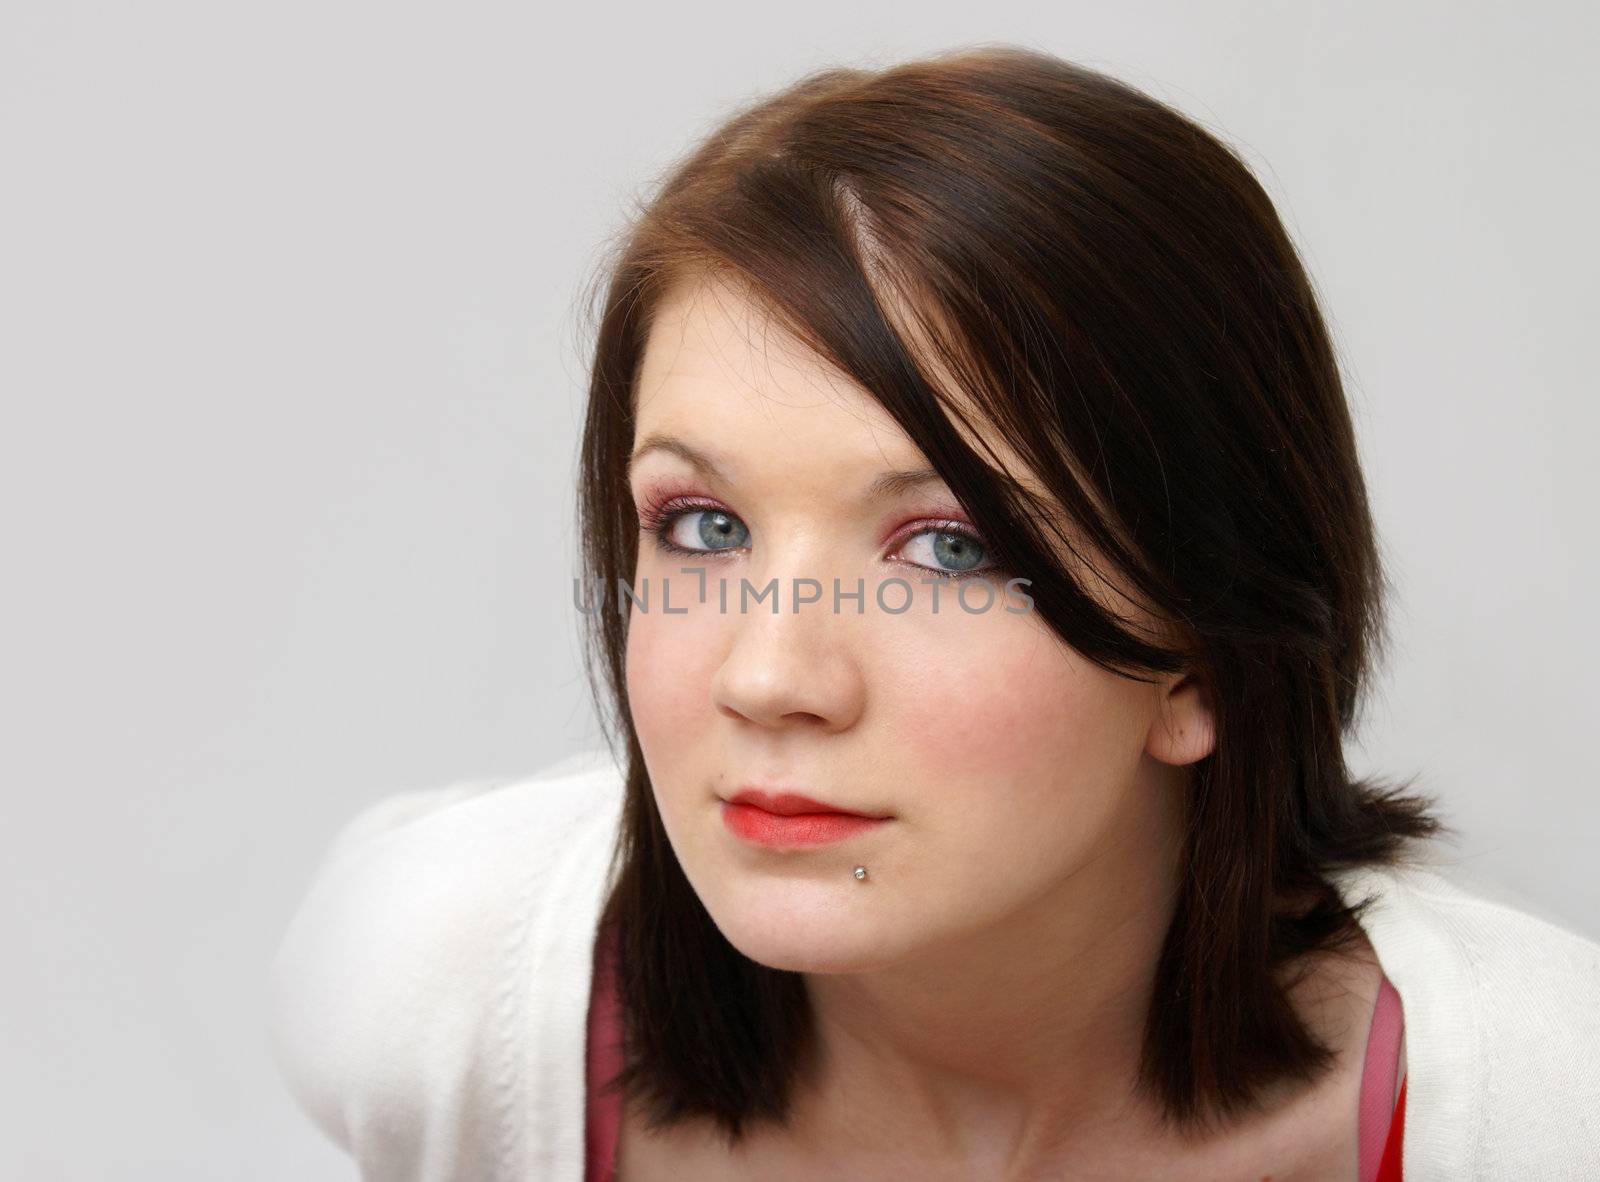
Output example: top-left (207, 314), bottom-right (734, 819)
top-left (891, 629), bottom-right (1114, 795)
top-left (896, 661), bottom-right (1046, 769)
top-left (625, 605), bottom-right (718, 756)
top-left (625, 619), bottom-right (672, 751)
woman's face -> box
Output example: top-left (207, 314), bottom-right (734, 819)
top-left (623, 276), bottom-right (1207, 975)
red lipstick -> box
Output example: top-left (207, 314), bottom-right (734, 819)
top-left (720, 788), bottom-right (891, 847)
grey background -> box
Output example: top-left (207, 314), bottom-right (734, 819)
top-left (3, 2), bottom-right (1595, 1176)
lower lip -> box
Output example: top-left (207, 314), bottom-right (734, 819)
top-left (720, 802), bottom-right (890, 847)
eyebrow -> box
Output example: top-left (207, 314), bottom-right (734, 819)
top-left (628, 431), bottom-right (963, 503)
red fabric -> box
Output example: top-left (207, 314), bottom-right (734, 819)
top-left (1375, 1076), bottom-right (1407, 1182)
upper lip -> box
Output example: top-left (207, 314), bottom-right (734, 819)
top-left (725, 788), bottom-right (891, 819)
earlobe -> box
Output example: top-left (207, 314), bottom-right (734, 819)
top-left (1146, 672), bottom-right (1217, 766)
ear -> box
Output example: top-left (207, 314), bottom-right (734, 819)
top-left (1145, 670), bottom-right (1217, 766)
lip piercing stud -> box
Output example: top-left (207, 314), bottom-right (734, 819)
top-left (853, 865), bottom-right (868, 881)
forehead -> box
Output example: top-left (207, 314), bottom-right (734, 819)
top-left (635, 278), bottom-right (900, 453)
top-left (633, 274), bottom-right (1037, 488)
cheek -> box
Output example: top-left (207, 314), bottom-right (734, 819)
top-left (886, 614), bottom-right (1149, 819)
top-left (623, 596), bottom-right (720, 763)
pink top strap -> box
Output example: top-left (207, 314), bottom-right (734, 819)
top-left (1358, 972), bottom-right (1406, 1182)
top-left (584, 918), bottom-right (625, 1182)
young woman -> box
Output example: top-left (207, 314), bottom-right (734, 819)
top-left (270, 46), bottom-right (1600, 1180)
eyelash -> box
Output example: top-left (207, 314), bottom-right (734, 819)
top-left (635, 493), bottom-right (998, 581)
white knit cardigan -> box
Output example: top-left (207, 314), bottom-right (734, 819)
top-left (269, 749), bottom-right (1600, 1180)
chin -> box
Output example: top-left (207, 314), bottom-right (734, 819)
top-left (707, 900), bottom-right (908, 975)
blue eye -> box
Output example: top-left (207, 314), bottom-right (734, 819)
top-left (895, 527), bottom-right (993, 579)
top-left (656, 507), bottom-right (749, 554)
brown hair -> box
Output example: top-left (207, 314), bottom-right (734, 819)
top-left (574, 43), bottom-right (1447, 1145)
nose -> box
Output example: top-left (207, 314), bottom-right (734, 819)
top-left (709, 572), bottom-right (866, 733)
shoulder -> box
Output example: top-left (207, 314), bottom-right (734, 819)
top-left (1349, 856), bottom-right (1600, 1010)
top-left (1329, 855), bottom-right (1600, 1174)
top-left (268, 747), bottom-right (626, 1175)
